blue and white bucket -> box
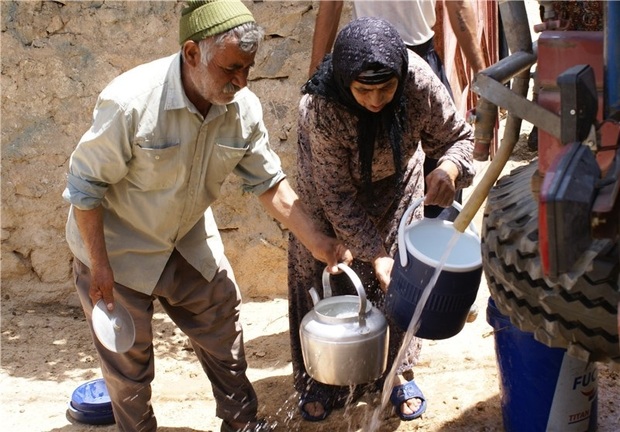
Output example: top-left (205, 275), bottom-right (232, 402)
top-left (386, 198), bottom-right (482, 339)
top-left (487, 298), bottom-right (598, 431)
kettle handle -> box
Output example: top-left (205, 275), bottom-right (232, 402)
top-left (322, 264), bottom-right (367, 320)
top-left (397, 197), bottom-right (424, 267)
top-left (397, 197), bottom-right (479, 267)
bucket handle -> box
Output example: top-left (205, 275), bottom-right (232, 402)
top-left (397, 197), bottom-right (479, 267)
top-left (322, 263), bottom-right (368, 323)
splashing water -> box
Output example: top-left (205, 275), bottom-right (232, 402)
top-left (365, 229), bottom-right (464, 431)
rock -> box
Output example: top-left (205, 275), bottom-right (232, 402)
top-left (0, 1), bottom-right (347, 305)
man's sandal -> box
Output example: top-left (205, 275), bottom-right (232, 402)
top-left (220, 418), bottom-right (275, 432)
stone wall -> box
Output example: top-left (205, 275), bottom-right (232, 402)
top-left (0, 0), bottom-right (351, 305)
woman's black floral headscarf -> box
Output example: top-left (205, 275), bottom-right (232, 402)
top-left (303, 17), bottom-right (409, 192)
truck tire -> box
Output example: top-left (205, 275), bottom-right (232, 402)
top-left (482, 160), bottom-right (620, 364)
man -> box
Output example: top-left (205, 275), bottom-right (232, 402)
top-left (308, 0), bottom-right (486, 218)
top-left (309, 0), bottom-right (486, 80)
top-left (62, 1), bottom-right (351, 431)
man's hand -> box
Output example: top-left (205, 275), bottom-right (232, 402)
top-left (89, 263), bottom-right (116, 311)
top-left (74, 206), bottom-right (115, 311)
top-left (258, 179), bottom-right (353, 272)
top-left (313, 235), bottom-right (353, 274)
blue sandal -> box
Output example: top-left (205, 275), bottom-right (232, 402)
top-left (298, 394), bottom-right (332, 422)
top-left (390, 379), bottom-right (427, 421)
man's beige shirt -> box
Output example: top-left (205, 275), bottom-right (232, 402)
top-left (63, 53), bottom-right (285, 294)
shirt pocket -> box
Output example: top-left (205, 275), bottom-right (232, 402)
top-left (127, 142), bottom-right (180, 190)
top-left (209, 139), bottom-right (249, 185)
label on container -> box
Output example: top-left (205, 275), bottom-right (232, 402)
top-left (546, 354), bottom-right (598, 431)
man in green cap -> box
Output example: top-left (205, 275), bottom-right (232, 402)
top-left (63, 1), bottom-right (352, 431)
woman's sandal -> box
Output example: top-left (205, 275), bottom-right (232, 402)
top-left (389, 379), bottom-right (427, 421)
top-left (298, 390), bottom-right (333, 422)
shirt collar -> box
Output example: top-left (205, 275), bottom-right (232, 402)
top-left (163, 53), bottom-right (189, 111)
top-left (163, 52), bottom-right (227, 120)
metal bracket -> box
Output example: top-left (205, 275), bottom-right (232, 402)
top-left (473, 73), bottom-right (562, 139)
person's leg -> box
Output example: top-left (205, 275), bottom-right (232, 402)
top-left (288, 237), bottom-right (332, 420)
top-left (287, 237), bottom-right (356, 421)
top-left (154, 250), bottom-right (258, 428)
top-left (372, 266), bottom-right (425, 421)
top-left (73, 257), bottom-right (157, 432)
top-left (423, 47), bottom-right (455, 101)
top-left (414, 38), bottom-right (462, 218)
top-left (383, 327), bottom-right (425, 420)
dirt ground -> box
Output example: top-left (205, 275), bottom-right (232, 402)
top-left (2, 137), bottom-right (619, 432)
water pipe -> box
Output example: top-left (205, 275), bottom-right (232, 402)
top-left (454, 0), bottom-right (534, 233)
top-left (472, 0), bottom-right (534, 161)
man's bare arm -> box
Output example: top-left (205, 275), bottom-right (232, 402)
top-left (308, 0), bottom-right (344, 77)
top-left (445, 0), bottom-right (486, 73)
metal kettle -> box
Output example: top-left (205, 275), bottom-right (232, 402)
top-left (299, 263), bottom-right (389, 386)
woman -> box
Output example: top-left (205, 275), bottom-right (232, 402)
top-left (287, 17), bottom-right (475, 422)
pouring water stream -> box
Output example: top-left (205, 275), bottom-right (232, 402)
top-left (362, 149), bottom-right (515, 429)
top-left (366, 228), bottom-right (463, 431)
top-left (361, 129), bottom-right (517, 430)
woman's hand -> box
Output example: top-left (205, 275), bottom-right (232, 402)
top-left (373, 253), bottom-right (394, 292)
top-left (424, 160), bottom-right (459, 207)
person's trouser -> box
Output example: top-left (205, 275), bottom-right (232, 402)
top-left (73, 249), bottom-right (257, 431)
top-left (408, 36), bottom-right (463, 219)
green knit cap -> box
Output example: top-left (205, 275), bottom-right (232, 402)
top-left (179, 0), bottom-right (255, 44)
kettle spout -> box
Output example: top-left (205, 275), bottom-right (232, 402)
top-left (308, 287), bottom-right (321, 306)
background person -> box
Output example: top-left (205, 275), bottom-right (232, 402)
top-left (62, 1), bottom-right (351, 431)
top-left (309, 0), bottom-right (485, 218)
top-left (288, 17), bottom-right (476, 423)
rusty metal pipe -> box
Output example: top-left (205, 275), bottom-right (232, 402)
top-left (472, 48), bottom-right (538, 160)
top-left (480, 50), bottom-right (537, 84)
top-left (472, 0), bottom-right (536, 161)
top-left (497, 0), bottom-right (535, 150)
top-left (472, 99), bottom-right (498, 161)
top-left (499, 0), bottom-right (534, 53)
top-left (455, 0), bottom-right (535, 231)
